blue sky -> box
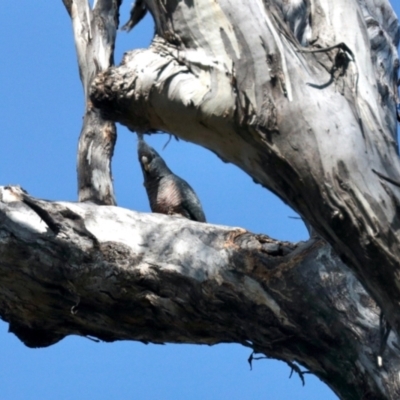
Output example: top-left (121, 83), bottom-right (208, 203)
top-left (0, 2), bottom-right (398, 399)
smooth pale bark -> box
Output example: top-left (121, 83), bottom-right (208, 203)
top-left (2, 1), bottom-right (400, 399)
top-left (63, 0), bottom-right (120, 205)
top-left (90, 0), bottom-right (400, 338)
top-left (1, 186), bottom-right (400, 399)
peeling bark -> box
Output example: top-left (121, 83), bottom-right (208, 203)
top-left (90, 0), bottom-right (400, 340)
top-left (2, 1), bottom-right (400, 399)
top-left (63, 0), bottom-right (121, 205)
top-left (0, 186), bottom-right (400, 399)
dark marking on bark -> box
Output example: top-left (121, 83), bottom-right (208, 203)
top-left (21, 196), bottom-right (61, 235)
top-left (372, 168), bottom-right (400, 188)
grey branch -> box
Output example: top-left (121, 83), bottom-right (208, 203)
top-left (0, 186), bottom-right (400, 399)
top-left (89, 0), bottom-right (400, 343)
top-left (14, 1), bottom-right (400, 399)
top-left (63, 0), bottom-right (121, 205)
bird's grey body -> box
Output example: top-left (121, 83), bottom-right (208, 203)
top-left (137, 135), bottom-right (206, 223)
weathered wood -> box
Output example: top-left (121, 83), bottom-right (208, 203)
top-left (0, 185), bottom-right (399, 399)
top-left (90, 0), bottom-right (400, 339)
top-left (63, 0), bottom-right (121, 205)
top-left (2, 1), bottom-right (400, 399)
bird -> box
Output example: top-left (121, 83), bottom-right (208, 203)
top-left (137, 134), bottom-right (206, 223)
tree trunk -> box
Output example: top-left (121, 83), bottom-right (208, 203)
top-left (90, 0), bottom-right (400, 339)
top-left (1, 185), bottom-right (400, 399)
top-left (63, 0), bottom-right (120, 205)
top-left (1, 1), bottom-right (400, 399)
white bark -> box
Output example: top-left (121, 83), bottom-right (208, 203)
top-left (1, 185), bottom-right (400, 399)
top-left (91, 0), bottom-right (400, 338)
top-left (1, 1), bottom-right (400, 399)
top-left (63, 0), bottom-right (120, 205)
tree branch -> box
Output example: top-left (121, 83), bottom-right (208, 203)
top-left (1, 186), bottom-right (400, 399)
top-left (89, 0), bottom-right (400, 339)
top-left (63, 0), bottom-right (121, 205)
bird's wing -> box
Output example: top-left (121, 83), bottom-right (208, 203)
top-left (175, 177), bottom-right (206, 223)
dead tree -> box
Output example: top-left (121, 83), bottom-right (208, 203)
top-left (1, 0), bottom-right (400, 399)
